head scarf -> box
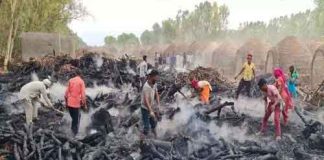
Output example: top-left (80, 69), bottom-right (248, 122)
top-left (273, 68), bottom-right (286, 83)
top-left (273, 68), bottom-right (293, 102)
top-left (191, 80), bottom-right (198, 89)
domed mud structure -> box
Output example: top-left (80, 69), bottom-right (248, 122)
top-left (265, 36), bottom-right (312, 83)
top-left (264, 47), bottom-right (279, 74)
top-left (311, 44), bottom-right (324, 88)
top-left (186, 41), bottom-right (218, 67)
top-left (163, 43), bottom-right (177, 56)
top-left (212, 42), bottom-right (238, 76)
top-left (200, 42), bottom-right (219, 67)
top-left (234, 38), bottom-right (270, 75)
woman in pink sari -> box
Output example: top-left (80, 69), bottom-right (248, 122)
top-left (273, 68), bottom-right (293, 125)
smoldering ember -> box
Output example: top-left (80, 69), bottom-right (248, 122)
top-left (0, 50), bottom-right (322, 160)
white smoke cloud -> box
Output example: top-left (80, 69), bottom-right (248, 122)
top-left (31, 72), bottom-right (39, 81)
top-left (93, 54), bottom-right (103, 69)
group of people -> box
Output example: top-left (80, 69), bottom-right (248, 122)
top-left (137, 55), bottom-right (214, 137)
top-left (18, 52), bottom-right (300, 140)
top-left (234, 53), bottom-right (299, 140)
top-left (153, 52), bottom-right (191, 70)
top-left (19, 69), bottom-right (86, 136)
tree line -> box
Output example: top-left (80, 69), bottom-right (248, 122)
top-left (104, 0), bottom-right (324, 48)
top-left (0, 0), bottom-right (87, 70)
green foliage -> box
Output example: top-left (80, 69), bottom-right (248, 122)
top-left (104, 36), bottom-right (117, 46)
top-left (105, 33), bottom-right (140, 48)
top-left (138, 1), bottom-right (229, 44)
top-left (117, 33), bottom-right (140, 47)
top-left (136, 0), bottom-right (324, 45)
top-left (140, 30), bottom-right (154, 45)
top-left (0, 0), bottom-right (87, 62)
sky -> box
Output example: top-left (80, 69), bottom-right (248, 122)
top-left (69, 0), bottom-right (316, 46)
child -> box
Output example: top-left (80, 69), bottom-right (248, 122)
top-left (258, 78), bottom-right (284, 141)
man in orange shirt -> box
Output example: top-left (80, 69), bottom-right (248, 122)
top-left (65, 69), bottom-right (87, 136)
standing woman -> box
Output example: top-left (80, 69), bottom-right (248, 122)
top-left (273, 68), bottom-right (293, 125)
top-left (288, 65), bottom-right (299, 98)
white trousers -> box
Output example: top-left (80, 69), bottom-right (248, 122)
top-left (24, 98), bottom-right (38, 125)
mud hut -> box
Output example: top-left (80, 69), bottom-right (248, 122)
top-left (311, 44), bottom-right (324, 88)
top-left (212, 42), bottom-right (239, 76)
top-left (187, 41), bottom-right (213, 67)
top-left (200, 42), bottom-right (219, 67)
top-left (234, 38), bottom-right (271, 74)
top-left (143, 44), bottom-right (170, 64)
top-left (305, 40), bottom-right (322, 54)
top-left (265, 36), bottom-right (312, 83)
top-left (264, 47), bottom-right (279, 73)
top-left (162, 43), bottom-right (177, 56)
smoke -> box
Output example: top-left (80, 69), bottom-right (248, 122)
top-left (157, 100), bottom-right (196, 137)
top-left (208, 122), bottom-right (254, 143)
top-left (92, 54), bottom-right (103, 70)
top-left (316, 110), bottom-right (324, 124)
top-left (31, 72), bottom-right (39, 81)
top-left (48, 81), bottom-right (121, 138)
top-left (229, 97), bottom-right (265, 118)
top-left (49, 82), bottom-right (66, 101)
top-left (155, 96), bottom-right (272, 144)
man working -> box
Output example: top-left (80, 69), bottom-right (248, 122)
top-left (65, 69), bottom-right (87, 136)
top-left (234, 53), bottom-right (256, 98)
top-left (19, 79), bottom-right (53, 125)
top-left (141, 69), bottom-right (160, 137)
top-left (258, 78), bottom-right (284, 141)
top-left (137, 55), bottom-right (148, 89)
top-left (190, 77), bottom-right (212, 105)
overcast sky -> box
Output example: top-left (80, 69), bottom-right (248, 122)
top-left (69, 0), bottom-right (315, 46)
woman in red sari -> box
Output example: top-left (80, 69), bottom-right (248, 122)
top-left (273, 68), bottom-right (293, 125)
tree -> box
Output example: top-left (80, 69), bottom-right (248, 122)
top-left (140, 30), bottom-right (154, 45)
top-left (314, 0), bottom-right (324, 34)
top-left (161, 19), bottom-right (177, 43)
top-left (117, 33), bottom-right (140, 47)
top-left (104, 36), bottom-right (117, 46)
top-left (219, 5), bottom-right (230, 31)
top-left (0, 0), bottom-right (87, 70)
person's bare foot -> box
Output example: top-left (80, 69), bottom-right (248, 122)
top-left (276, 136), bottom-right (281, 141)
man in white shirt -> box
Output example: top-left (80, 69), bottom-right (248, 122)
top-left (19, 79), bottom-right (53, 125)
top-left (137, 55), bottom-right (148, 89)
top-left (141, 69), bottom-right (160, 137)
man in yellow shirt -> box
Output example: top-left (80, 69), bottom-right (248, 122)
top-left (234, 54), bottom-right (256, 99)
